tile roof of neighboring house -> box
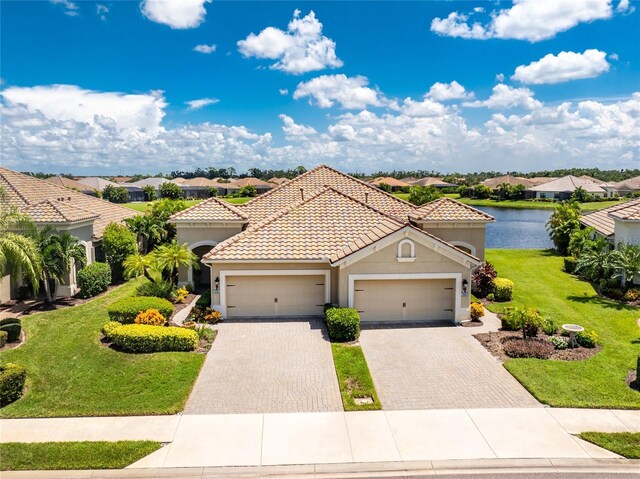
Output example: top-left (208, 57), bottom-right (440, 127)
top-left (580, 199), bottom-right (640, 237)
top-left (409, 197), bottom-right (495, 223)
top-left (578, 175), bottom-right (604, 184)
top-left (131, 177), bottom-right (177, 188)
top-left (23, 199), bottom-right (99, 223)
top-left (111, 176), bottom-right (133, 183)
top-left (181, 177), bottom-right (219, 187)
top-left (411, 177), bottom-right (457, 188)
top-left (369, 177), bottom-right (411, 188)
top-left (528, 177), bottom-right (558, 186)
top-left (171, 177), bottom-right (188, 184)
top-left (616, 176), bottom-right (640, 191)
top-left (528, 175), bottom-right (606, 193)
top-left (227, 177), bottom-right (274, 189)
top-left (45, 176), bottom-right (95, 193)
top-left (169, 197), bottom-right (248, 223)
top-left (482, 175), bottom-right (535, 189)
top-left (77, 177), bottom-right (120, 191)
top-left (268, 177), bottom-right (290, 185)
top-left (241, 165), bottom-right (415, 222)
top-left (0, 167), bottom-right (136, 238)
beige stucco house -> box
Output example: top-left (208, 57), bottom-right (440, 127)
top-left (170, 165), bottom-right (494, 324)
top-left (581, 198), bottom-right (640, 247)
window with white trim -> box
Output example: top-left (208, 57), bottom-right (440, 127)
top-left (396, 239), bottom-right (416, 262)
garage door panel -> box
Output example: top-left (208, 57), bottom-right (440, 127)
top-left (354, 279), bottom-right (455, 322)
top-left (226, 275), bottom-right (325, 318)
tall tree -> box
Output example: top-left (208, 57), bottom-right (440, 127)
top-left (546, 201), bottom-right (581, 255)
top-left (153, 242), bottom-right (198, 286)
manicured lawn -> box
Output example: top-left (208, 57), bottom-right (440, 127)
top-left (122, 197), bottom-right (252, 211)
top-left (0, 441), bottom-right (161, 470)
top-left (331, 343), bottom-right (381, 411)
top-left (223, 196), bottom-right (252, 204)
top-left (485, 249), bottom-right (640, 409)
top-left (579, 432), bottom-right (640, 459)
top-left (0, 279), bottom-right (205, 418)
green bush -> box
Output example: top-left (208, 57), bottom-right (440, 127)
top-left (563, 256), bottom-right (578, 274)
top-left (102, 223), bottom-right (138, 281)
top-left (549, 336), bottom-right (568, 350)
top-left (493, 278), bottom-right (514, 302)
top-left (501, 307), bottom-right (542, 338)
top-left (0, 317), bottom-right (20, 327)
top-left (101, 321), bottom-right (123, 341)
top-left (325, 308), bottom-right (360, 342)
top-left (77, 262), bottom-right (112, 298)
top-left (623, 288), bottom-right (640, 302)
top-left (111, 324), bottom-right (198, 353)
top-left (637, 356), bottom-right (639, 383)
top-left (542, 317), bottom-right (558, 335)
top-left (576, 329), bottom-right (598, 348)
top-left (486, 293), bottom-right (495, 302)
top-left (0, 363), bottom-right (27, 407)
top-left (0, 322), bottom-right (21, 342)
top-left (0, 331), bottom-right (7, 348)
top-left (136, 280), bottom-right (173, 299)
top-left (107, 296), bottom-right (174, 324)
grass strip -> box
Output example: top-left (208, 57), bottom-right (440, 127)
top-left (331, 343), bottom-right (381, 411)
top-left (579, 432), bottom-right (640, 459)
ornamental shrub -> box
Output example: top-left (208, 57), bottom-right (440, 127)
top-left (549, 336), bottom-right (568, 350)
top-left (542, 317), bottom-right (558, 335)
top-left (110, 324), bottom-right (198, 353)
top-left (0, 317), bottom-right (19, 327)
top-left (470, 302), bottom-right (484, 321)
top-left (563, 257), bottom-right (577, 274)
top-left (576, 329), bottom-right (598, 348)
top-left (173, 287), bottom-right (189, 304)
top-left (0, 322), bottom-right (21, 342)
top-left (107, 296), bottom-right (174, 324)
top-left (136, 280), bottom-right (174, 299)
top-left (101, 321), bottom-right (123, 341)
top-left (501, 307), bottom-right (542, 338)
top-left (0, 331), bottom-right (7, 348)
top-left (486, 293), bottom-right (495, 302)
top-left (160, 182), bottom-right (184, 199)
top-left (325, 307), bottom-right (360, 342)
top-left (623, 288), bottom-right (640, 302)
top-left (493, 278), bottom-right (514, 302)
top-left (0, 363), bottom-right (27, 407)
top-left (472, 262), bottom-right (497, 298)
top-left (134, 308), bottom-right (166, 326)
top-left (77, 262), bottom-right (112, 298)
top-left (102, 223), bottom-right (138, 281)
top-left (502, 337), bottom-right (554, 359)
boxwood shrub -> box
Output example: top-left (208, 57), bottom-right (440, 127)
top-left (325, 307), bottom-right (360, 342)
top-left (0, 363), bottom-right (27, 407)
top-left (563, 256), bottom-right (577, 274)
top-left (493, 278), bottom-right (514, 302)
top-left (107, 297), bottom-right (174, 324)
top-left (77, 262), bottom-right (112, 298)
top-left (110, 324), bottom-right (198, 353)
top-left (0, 318), bottom-right (21, 343)
top-left (101, 321), bottom-right (123, 341)
top-left (0, 331), bottom-right (7, 348)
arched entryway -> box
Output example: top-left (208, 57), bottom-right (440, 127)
top-left (188, 241), bottom-right (217, 289)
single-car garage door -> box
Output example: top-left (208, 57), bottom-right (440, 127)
top-left (354, 279), bottom-right (455, 322)
top-left (226, 275), bottom-right (325, 318)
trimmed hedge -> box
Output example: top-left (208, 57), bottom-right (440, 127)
top-left (110, 324), bottom-right (198, 353)
top-left (77, 262), bottom-right (112, 298)
top-left (563, 256), bottom-right (577, 274)
top-left (0, 322), bottom-right (21, 343)
top-left (325, 307), bottom-right (360, 342)
top-left (107, 297), bottom-right (174, 324)
top-left (101, 321), bottom-right (123, 341)
top-left (0, 331), bottom-right (7, 348)
top-left (493, 278), bottom-right (514, 302)
top-left (0, 317), bottom-right (20, 327)
top-left (0, 363), bottom-right (27, 407)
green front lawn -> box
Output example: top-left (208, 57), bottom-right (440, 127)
top-left (223, 196), bottom-right (253, 204)
top-left (0, 278), bottom-right (205, 418)
top-left (0, 441), bottom-right (161, 470)
top-left (579, 433), bottom-right (640, 459)
top-left (485, 249), bottom-right (640, 409)
top-left (122, 199), bottom-right (202, 212)
top-left (331, 343), bottom-right (381, 411)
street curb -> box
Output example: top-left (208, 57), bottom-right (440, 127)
top-left (2, 458), bottom-right (640, 478)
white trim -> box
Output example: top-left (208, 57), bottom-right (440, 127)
top-left (219, 269), bottom-right (331, 319)
top-left (202, 258), bottom-right (328, 264)
top-left (348, 273), bottom-right (464, 323)
top-left (396, 239), bottom-right (415, 260)
top-left (450, 241), bottom-right (477, 257)
top-left (188, 241), bottom-right (217, 285)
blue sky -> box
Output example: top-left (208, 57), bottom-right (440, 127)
top-left (1, 0), bottom-right (638, 175)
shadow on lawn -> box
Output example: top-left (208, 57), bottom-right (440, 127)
top-left (567, 294), bottom-right (638, 312)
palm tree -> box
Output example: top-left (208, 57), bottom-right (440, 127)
top-left (153, 242), bottom-right (198, 286)
top-left (124, 215), bottom-right (166, 254)
top-left (54, 232), bottom-right (87, 298)
top-left (610, 242), bottom-right (640, 287)
top-left (0, 187), bottom-right (41, 295)
top-left (576, 246), bottom-right (613, 282)
top-left (123, 252), bottom-right (162, 283)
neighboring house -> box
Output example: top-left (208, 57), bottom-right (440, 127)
top-left (616, 176), bottom-right (640, 196)
top-left (111, 176), bottom-right (133, 183)
top-left (169, 165), bottom-right (494, 324)
top-left (0, 168), bottom-right (136, 302)
top-left (45, 176), bottom-right (97, 196)
top-left (181, 177), bottom-right (225, 197)
top-left (225, 178), bottom-right (274, 195)
top-left (268, 177), bottom-right (290, 185)
top-left (581, 198), bottom-right (640, 246)
top-left (481, 175), bottom-right (535, 190)
top-left (369, 177), bottom-right (410, 191)
top-left (527, 175), bottom-right (606, 200)
top-left (528, 177), bottom-right (557, 186)
top-left (411, 177), bottom-right (457, 188)
top-left (132, 177), bottom-right (209, 199)
top-left (78, 177), bottom-right (145, 201)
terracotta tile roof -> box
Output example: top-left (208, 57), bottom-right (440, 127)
top-left (180, 177), bottom-right (220, 187)
top-left (528, 177), bottom-right (558, 186)
top-left (482, 175), bottom-right (535, 189)
top-left (240, 165), bottom-right (415, 222)
top-left (169, 196), bottom-right (248, 223)
top-left (77, 177), bottom-right (119, 190)
top-left (616, 176), bottom-right (640, 191)
top-left (369, 177), bottom-right (411, 188)
top-left (528, 175), bottom-right (606, 193)
top-left (45, 176), bottom-right (95, 193)
top-left (0, 167), bottom-right (136, 238)
top-left (409, 197), bottom-right (494, 223)
top-left (23, 199), bottom-right (99, 223)
top-left (204, 188), bottom-right (406, 262)
top-left (411, 177), bottom-right (457, 188)
top-left (268, 177), bottom-right (290, 185)
top-left (227, 177), bottom-right (274, 189)
top-left (580, 199), bottom-right (640, 236)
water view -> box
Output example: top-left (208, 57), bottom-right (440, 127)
top-left (478, 206), bottom-right (553, 249)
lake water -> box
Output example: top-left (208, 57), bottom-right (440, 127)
top-left (477, 206), bottom-right (553, 249)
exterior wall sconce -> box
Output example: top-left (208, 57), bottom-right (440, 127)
top-left (214, 276), bottom-right (220, 291)
top-left (462, 279), bottom-right (468, 294)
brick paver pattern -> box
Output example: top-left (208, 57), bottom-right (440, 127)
top-left (184, 319), bottom-right (343, 414)
top-left (359, 322), bottom-right (541, 410)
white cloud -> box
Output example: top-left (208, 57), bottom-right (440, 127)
top-left (464, 84), bottom-right (542, 110)
top-left (0, 84), bottom-right (166, 135)
top-left (193, 43), bottom-right (216, 54)
top-left (51, 0), bottom-right (78, 16)
top-left (609, 53), bottom-right (619, 61)
top-left (279, 88), bottom-right (289, 96)
top-left (237, 10), bottom-right (343, 74)
top-left (185, 98), bottom-right (219, 110)
top-left (96, 4), bottom-right (108, 21)
top-left (512, 49), bottom-right (610, 84)
top-left (431, 0), bottom-right (616, 42)
top-left (279, 114), bottom-right (317, 139)
top-left (293, 74), bottom-right (385, 109)
top-left (495, 73), bottom-right (505, 83)
top-left (425, 81), bottom-right (474, 101)
top-left (141, 0), bottom-right (211, 29)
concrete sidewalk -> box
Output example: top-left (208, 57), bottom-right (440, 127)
top-left (1, 408), bottom-right (639, 469)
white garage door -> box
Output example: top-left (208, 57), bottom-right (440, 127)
top-left (226, 275), bottom-right (325, 318)
top-left (354, 279), bottom-right (455, 322)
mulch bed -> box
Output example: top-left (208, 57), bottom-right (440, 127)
top-left (6, 284), bottom-right (122, 316)
top-left (626, 370), bottom-right (639, 392)
top-left (0, 331), bottom-right (26, 352)
top-left (462, 320), bottom-right (484, 328)
top-left (475, 330), bottom-right (601, 362)
top-left (170, 293), bottom-right (198, 319)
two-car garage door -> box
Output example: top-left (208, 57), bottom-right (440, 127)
top-left (226, 275), bottom-right (325, 318)
top-left (353, 278), bottom-right (455, 322)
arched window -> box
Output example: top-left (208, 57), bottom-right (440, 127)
top-left (451, 241), bottom-right (477, 256)
top-left (396, 239), bottom-right (416, 262)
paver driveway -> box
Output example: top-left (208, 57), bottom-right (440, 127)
top-left (359, 322), bottom-right (541, 410)
top-left (184, 319), bottom-right (342, 414)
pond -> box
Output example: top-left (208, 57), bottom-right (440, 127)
top-left (477, 206), bottom-right (553, 249)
